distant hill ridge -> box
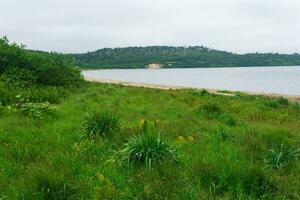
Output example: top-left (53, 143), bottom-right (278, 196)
top-left (71, 46), bottom-right (300, 69)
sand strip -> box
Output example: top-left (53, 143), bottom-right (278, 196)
top-left (85, 77), bottom-right (300, 102)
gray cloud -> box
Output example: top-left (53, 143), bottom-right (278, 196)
top-left (1, 0), bottom-right (299, 53)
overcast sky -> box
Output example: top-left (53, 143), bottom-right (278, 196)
top-left (1, 0), bottom-right (299, 53)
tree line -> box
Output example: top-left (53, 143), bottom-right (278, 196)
top-left (0, 36), bottom-right (82, 88)
top-left (72, 46), bottom-right (300, 69)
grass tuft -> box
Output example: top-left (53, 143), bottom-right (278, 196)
top-left (197, 102), bottom-right (222, 119)
top-left (120, 133), bottom-right (178, 168)
top-left (212, 127), bottom-right (232, 141)
top-left (80, 111), bottom-right (121, 139)
top-left (265, 143), bottom-right (299, 169)
top-left (219, 113), bottom-right (237, 127)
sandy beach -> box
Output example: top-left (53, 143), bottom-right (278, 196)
top-left (85, 77), bottom-right (300, 102)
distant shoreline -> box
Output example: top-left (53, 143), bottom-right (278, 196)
top-left (80, 65), bottom-right (300, 70)
top-left (85, 77), bottom-right (300, 102)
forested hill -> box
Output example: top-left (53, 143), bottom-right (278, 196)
top-left (72, 46), bottom-right (300, 69)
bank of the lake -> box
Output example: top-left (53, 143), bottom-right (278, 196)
top-left (83, 66), bottom-right (300, 100)
top-left (85, 77), bottom-right (300, 102)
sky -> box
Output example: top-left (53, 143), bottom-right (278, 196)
top-left (1, 0), bottom-right (300, 54)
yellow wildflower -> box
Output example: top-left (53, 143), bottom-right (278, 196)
top-left (96, 173), bottom-right (105, 184)
top-left (187, 136), bottom-right (195, 143)
top-left (176, 136), bottom-right (186, 144)
top-left (139, 119), bottom-right (146, 128)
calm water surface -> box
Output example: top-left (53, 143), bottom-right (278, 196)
top-left (83, 66), bottom-right (300, 95)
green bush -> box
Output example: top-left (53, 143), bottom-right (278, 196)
top-left (1, 67), bottom-right (37, 88)
top-left (0, 36), bottom-right (32, 74)
top-left (120, 133), bottom-right (178, 168)
top-left (80, 111), bottom-right (121, 139)
top-left (35, 66), bottom-right (83, 87)
top-left (265, 144), bottom-right (299, 169)
top-left (0, 37), bottom-right (83, 88)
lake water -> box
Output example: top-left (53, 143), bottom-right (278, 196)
top-left (83, 66), bottom-right (300, 95)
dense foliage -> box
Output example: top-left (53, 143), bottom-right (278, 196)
top-left (0, 36), bottom-right (82, 87)
top-left (72, 46), bottom-right (300, 69)
top-left (0, 36), bottom-right (83, 106)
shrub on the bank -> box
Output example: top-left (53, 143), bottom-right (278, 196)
top-left (0, 36), bottom-right (83, 88)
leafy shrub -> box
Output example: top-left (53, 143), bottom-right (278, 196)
top-left (120, 133), bottom-right (178, 168)
top-left (197, 102), bottom-right (222, 119)
top-left (0, 36), bottom-right (32, 74)
top-left (80, 111), bottom-right (121, 139)
top-left (0, 37), bottom-right (83, 88)
top-left (265, 144), bottom-right (299, 169)
top-left (12, 95), bottom-right (56, 118)
top-left (1, 67), bottom-right (37, 88)
top-left (218, 113), bottom-right (237, 127)
top-left (35, 66), bottom-right (83, 87)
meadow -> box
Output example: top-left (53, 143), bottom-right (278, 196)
top-left (0, 82), bottom-right (299, 199)
top-left (1, 36), bottom-right (300, 199)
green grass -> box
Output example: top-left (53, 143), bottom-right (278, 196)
top-left (80, 111), bottom-right (121, 139)
top-left (0, 82), bottom-right (300, 199)
top-left (120, 132), bottom-right (178, 168)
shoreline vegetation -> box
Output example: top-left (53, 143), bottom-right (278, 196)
top-left (72, 46), bottom-right (300, 69)
top-left (85, 77), bottom-right (300, 102)
top-left (1, 37), bottom-right (300, 199)
top-left (79, 64), bottom-right (300, 70)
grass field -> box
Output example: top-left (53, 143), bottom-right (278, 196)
top-left (0, 82), bottom-right (299, 199)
